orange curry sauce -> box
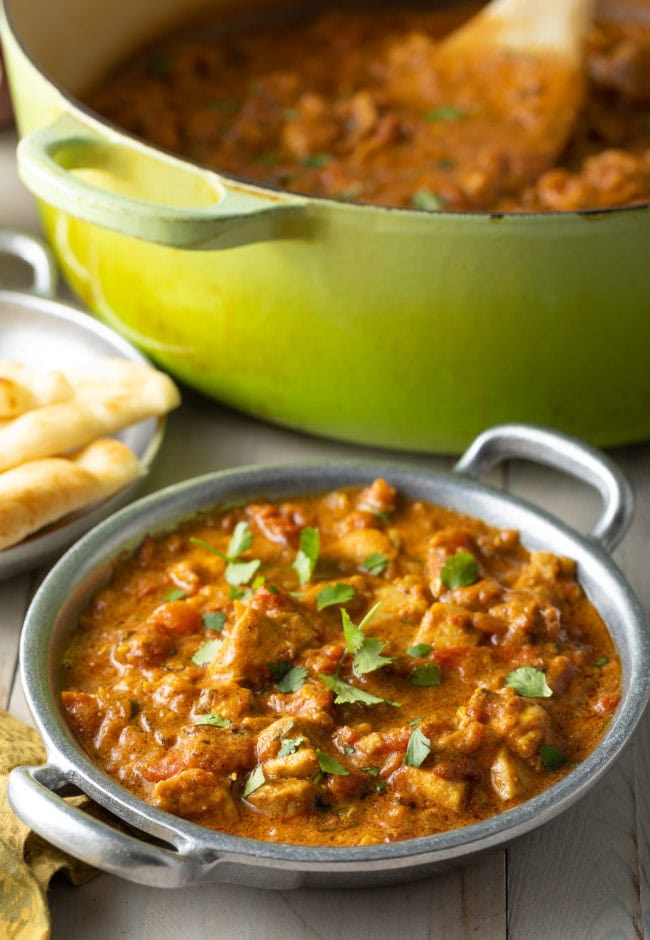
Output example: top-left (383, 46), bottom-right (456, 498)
top-left (87, 5), bottom-right (650, 211)
top-left (61, 480), bottom-right (620, 846)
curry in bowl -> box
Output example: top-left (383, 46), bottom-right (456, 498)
top-left (61, 479), bottom-right (620, 846)
top-left (87, 3), bottom-right (650, 212)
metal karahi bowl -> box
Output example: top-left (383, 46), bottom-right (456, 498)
top-left (7, 425), bottom-right (650, 889)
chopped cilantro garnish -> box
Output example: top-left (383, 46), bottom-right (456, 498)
top-left (191, 639), bottom-right (220, 666)
top-left (540, 744), bottom-right (567, 771)
top-left (193, 713), bottom-right (231, 728)
top-left (440, 551), bottom-right (479, 589)
top-left (506, 666), bottom-right (553, 699)
top-left (375, 509), bottom-right (394, 522)
top-left (594, 656), bottom-right (609, 668)
top-left (189, 536), bottom-right (226, 558)
top-left (228, 585), bottom-right (247, 601)
top-left (408, 717), bottom-right (423, 727)
top-left (341, 604), bottom-right (394, 675)
top-left (362, 766), bottom-right (379, 777)
top-left (411, 189), bottom-right (446, 211)
top-left (316, 583), bottom-right (355, 611)
top-left (129, 699), bottom-right (140, 720)
top-left (225, 558), bottom-right (261, 586)
top-left (361, 553), bottom-right (389, 576)
top-left (316, 750), bottom-right (349, 775)
top-left (407, 643), bottom-right (432, 658)
top-left (410, 663), bottom-right (441, 687)
top-left (242, 766), bottom-right (266, 798)
top-left (227, 521), bottom-right (253, 559)
top-left (268, 660), bottom-right (308, 693)
top-left (292, 527), bottom-right (320, 586)
top-left (163, 588), bottom-right (186, 602)
top-left (404, 727), bottom-right (431, 767)
top-left (203, 611), bottom-right (226, 632)
top-left (300, 153), bottom-right (332, 168)
top-left (424, 105), bottom-right (467, 122)
top-left (320, 672), bottom-right (400, 707)
top-left (278, 737), bottom-right (303, 758)
top-left (343, 745), bottom-right (356, 755)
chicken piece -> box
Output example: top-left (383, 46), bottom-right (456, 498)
top-left (326, 527), bottom-right (397, 569)
top-left (513, 552), bottom-right (576, 601)
top-left (391, 765), bottom-right (468, 814)
top-left (141, 725), bottom-right (255, 782)
top-left (490, 747), bottom-right (531, 802)
top-left (193, 682), bottom-right (255, 722)
top-left (208, 593), bottom-right (319, 685)
top-left (61, 690), bottom-right (103, 740)
top-left (426, 527), bottom-right (482, 594)
top-left (464, 687), bottom-right (557, 760)
top-left (369, 576), bottom-right (430, 630)
top-left (167, 559), bottom-right (202, 593)
top-left (153, 768), bottom-right (239, 822)
top-left (151, 674), bottom-right (200, 720)
top-left (245, 778), bottom-right (315, 818)
top-left (256, 716), bottom-right (320, 780)
top-left (413, 602), bottom-right (480, 650)
top-left (356, 478), bottom-right (396, 516)
top-left (266, 681), bottom-right (335, 729)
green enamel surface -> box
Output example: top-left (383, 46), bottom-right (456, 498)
top-left (5, 19), bottom-right (650, 453)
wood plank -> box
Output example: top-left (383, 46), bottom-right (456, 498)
top-left (505, 448), bottom-right (648, 940)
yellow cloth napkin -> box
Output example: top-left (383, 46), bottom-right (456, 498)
top-left (0, 709), bottom-right (97, 939)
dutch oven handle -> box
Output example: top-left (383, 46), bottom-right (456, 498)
top-left (7, 763), bottom-right (212, 888)
top-left (0, 228), bottom-right (57, 297)
top-left (17, 114), bottom-right (307, 250)
top-left (454, 424), bottom-right (634, 553)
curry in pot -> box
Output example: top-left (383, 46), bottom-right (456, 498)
top-left (87, 4), bottom-right (650, 211)
top-left (61, 481), bottom-right (620, 846)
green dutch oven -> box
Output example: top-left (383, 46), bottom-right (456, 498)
top-left (2, 0), bottom-right (649, 453)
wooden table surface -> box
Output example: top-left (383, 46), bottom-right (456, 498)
top-left (1, 128), bottom-right (649, 939)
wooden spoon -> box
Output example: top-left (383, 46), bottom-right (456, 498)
top-left (433, 0), bottom-right (597, 185)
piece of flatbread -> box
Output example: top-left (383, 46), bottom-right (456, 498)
top-left (0, 361), bottom-right (74, 418)
top-left (0, 363), bottom-right (179, 473)
top-left (0, 437), bottom-right (142, 550)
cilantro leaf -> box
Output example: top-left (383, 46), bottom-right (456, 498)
top-left (277, 666), bottom-right (308, 694)
top-left (407, 643), bottom-right (432, 658)
top-left (225, 558), bottom-right (261, 586)
top-left (278, 737), bottom-right (303, 758)
top-left (410, 663), bottom-right (441, 687)
top-left (362, 766), bottom-right (379, 777)
top-left (228, 585), bottom-right (248, 601)
top-left (242, 766), bottom-right (266, 798)
top-left (354, 637), bottom-right (394, 675)
top-left (203, 611), bottom-right (226, 632)
top-left (300, 153), bottom-right (332, 168)
top-left (440, 551), bottom-right (479, 589)
top-left (292, 527), bottom-right (320, 586)
top-left (320, 672), bottom-right (400, 707)
top-left (316, 749), bottom-right (349, 775)
top-left (361, 553), bottom-right (389, 576)
top-left (404, 727), bottom-right (431, 767)
top-left (540, 744), bottom-right (567, 771)
top-left (343, 745), bottom-right (356, 755)
top-left (408, 717), bottom-right (423, 727)
top-left (129, 699), bottom-right (140, 720)
top-left (193, 713), bottom-right (231, 728)
top-left (505, 666), bottom-right (553, 698)
top-left (227, 521), bottom-right (253, 559)
top-left (163, 588), bottom-right (187, 602)
top-left (594, 656), bottom-right (609, 668)
top-left (191, 639), bottom-right (220, 666)
top-left (342, 607), bottom-right (364, 654)
top-left (316, 583), bottom-right (355, 611)
top-left (268, 660), bottom-right (308, 693)
top-left (424, 105), bottom-right (467, 122)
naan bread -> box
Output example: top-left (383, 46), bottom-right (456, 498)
top-left (0, 361), bottom-right (73, 418)
top-left (0, 363), bottom-right (179, 472)
top-left (0, 438), bottom-right (142, 550)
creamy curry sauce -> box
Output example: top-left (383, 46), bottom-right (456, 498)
top-left (61, 480), bottom-right (620, 846)
top-left (87, 4), bottom-right (650, 211)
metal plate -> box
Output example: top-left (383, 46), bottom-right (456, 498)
top-left (0, 290), bottom-right (165, 579)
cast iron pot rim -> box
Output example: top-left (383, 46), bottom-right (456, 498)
top-left (20, 458), bottom-right (650, 869)
top-left (5, 0), bottom-right (650, 223)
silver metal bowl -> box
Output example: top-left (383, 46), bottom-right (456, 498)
top-left (8, 425), bottom-right (650, 889)
top-left (0, 228), bottom-right (165, 579)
